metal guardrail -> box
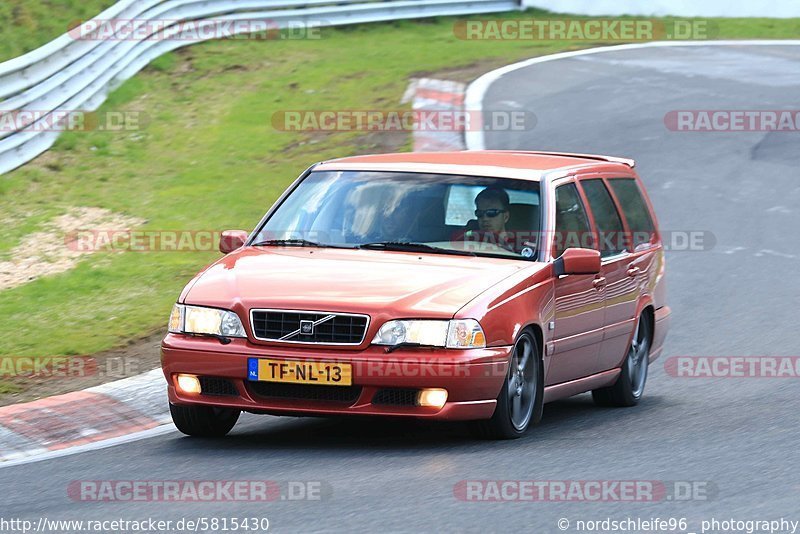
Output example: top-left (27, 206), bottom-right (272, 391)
top-left (0, 0), bottom-right (520, 175)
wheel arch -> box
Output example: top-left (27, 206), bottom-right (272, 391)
top-left (637, 299), bottom-right (656, 335)
top-left (524, 322), bottom-right (545, 364)
top-left (518, 322), bottom-right (546, 398)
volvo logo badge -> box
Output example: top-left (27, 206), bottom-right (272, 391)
top-left (300, 320), bottom-right (314, 335)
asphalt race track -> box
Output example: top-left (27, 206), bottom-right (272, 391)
top-left (2, 45), bottom-right (799, 533)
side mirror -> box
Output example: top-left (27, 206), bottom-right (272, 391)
top-left (219, 230), bottom-right (248, 254)
top-left (553, 248), bottom-right (601, 276)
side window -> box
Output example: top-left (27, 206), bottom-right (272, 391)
top-left (608, 178), bottom-right (656, 248)
top-left (553, 183), bottom-right (592, 258)
top-left (580, 179), bottom-right (626, 257)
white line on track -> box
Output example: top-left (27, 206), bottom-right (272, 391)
top-left (464, 40), bottom-right (800, 150)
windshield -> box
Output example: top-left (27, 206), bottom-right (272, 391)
top-left (253, 170), bottom-right (542, 260)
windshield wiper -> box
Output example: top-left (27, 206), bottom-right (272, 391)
top-left (359, 241), bottom-right (475, 256)
top-left (251, 239), bottom-right (346, 249)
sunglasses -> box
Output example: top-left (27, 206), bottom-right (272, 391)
top-left (475, 208), bottom-right (506, 218)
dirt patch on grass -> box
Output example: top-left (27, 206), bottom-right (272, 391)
top-left (0, 207), bottom-right (145, 291)
top-left (0, 330), bottom-right (165, 407)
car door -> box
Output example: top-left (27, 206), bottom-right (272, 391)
top-left (547, 181), bottom-right (605, 385)
top-left (599, 177), bottom-right (661, 370)
top-left (577, 176), bottom-right (641, 372)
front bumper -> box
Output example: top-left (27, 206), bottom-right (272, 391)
top-left (161, 334), bottom-right (512, 421)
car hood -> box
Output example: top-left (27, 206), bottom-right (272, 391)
top-left (182, 247), bottom-right (534, 317)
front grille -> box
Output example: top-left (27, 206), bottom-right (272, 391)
top-left (372, 388), bottom-right (420, 406)
top-left (248, 381), bottom-right (362, 404)
top-left (199, 377), bottom-right (239, 396)
top-left (251, 310), bottom-right (369, 344)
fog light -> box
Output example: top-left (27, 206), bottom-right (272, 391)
top-left (176, 374), bottom-right (201, 394)
top-left (418, 388), bottom-right (448, 408)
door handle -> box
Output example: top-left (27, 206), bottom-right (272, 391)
top-left (627, 266), bottom-right (640, 277)
top-left (592, 276), bottom-right (607, 289)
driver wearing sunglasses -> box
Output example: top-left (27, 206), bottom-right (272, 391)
top-left (475, 186), bottom-right (510, 233)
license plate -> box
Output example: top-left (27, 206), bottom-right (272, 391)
top-left (247, 358), bottom-right (352, 386)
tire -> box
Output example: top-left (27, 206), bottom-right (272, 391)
top-left (169, 403), bottom-right (240, 437)
top-left (474, 330), bottom-right (543, 439)
top-left (592, 312), bottom-right (653, 407)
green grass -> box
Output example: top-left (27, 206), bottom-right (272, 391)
top-left (0, 0), bottom-right (115, 61)
top-left (0, 10), bottom-right (798, 358)
top-left (0, 381), bottom-right (22, 395)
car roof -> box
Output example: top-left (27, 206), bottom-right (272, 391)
top-left (314, 150), bottom-right (635, 181)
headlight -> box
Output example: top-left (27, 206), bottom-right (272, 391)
top-left (372, 320), bottom-right (449, 347)
top-left (371, 319), bottom-right (486, 349)
top-left (168, 304), bottom-right (246, 337)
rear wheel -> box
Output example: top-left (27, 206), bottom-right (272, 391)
top-left (475, 330), bottom-right (543, 439)
top-left (592, 312), bottom-right (652, 407)
top-left (170, 403), bottom-right (240, 437)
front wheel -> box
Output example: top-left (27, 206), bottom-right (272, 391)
top-left (475, 330), bottom-right (543, 439)
top-left (592, 312), bottom-right (652, 407)
top-left (170, 403), bottom-right (240, 437)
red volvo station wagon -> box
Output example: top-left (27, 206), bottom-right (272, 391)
top-left (162, 151), bottom-right (670, 439)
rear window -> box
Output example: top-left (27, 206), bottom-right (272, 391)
top-left (608, 178), bottom-right (656, 248)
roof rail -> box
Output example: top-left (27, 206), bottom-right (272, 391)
top-left (483, 150), bottom-right (635, 168)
